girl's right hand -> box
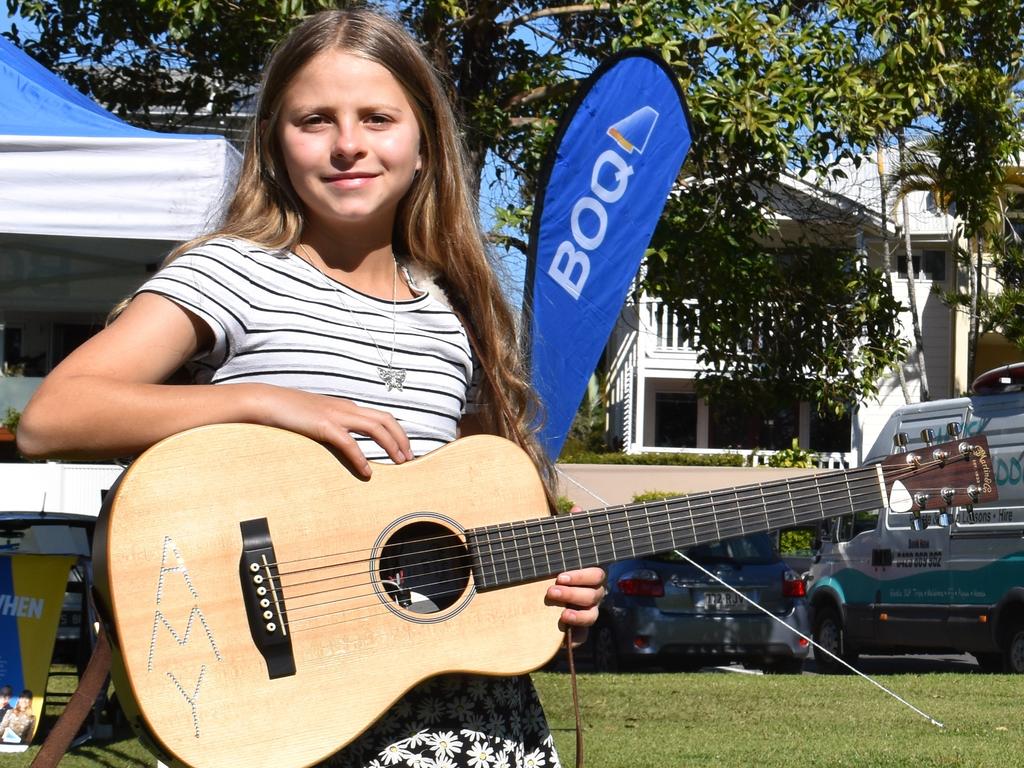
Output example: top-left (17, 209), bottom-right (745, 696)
top-left (251, 385), bottom-right (413, 477)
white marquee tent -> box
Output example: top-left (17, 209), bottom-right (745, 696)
top-left (0, 36), bottom-right (241, 314)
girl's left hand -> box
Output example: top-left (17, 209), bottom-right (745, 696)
top-left (546, 567), bottom-right (607, 644)
top-left (545, 504), bottom-right (606, 645)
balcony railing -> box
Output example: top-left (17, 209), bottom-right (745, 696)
top-left (640, 298), bottom-right (693, 352)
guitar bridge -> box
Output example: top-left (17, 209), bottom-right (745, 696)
top-left (239, 518), bottom-right (296, 678)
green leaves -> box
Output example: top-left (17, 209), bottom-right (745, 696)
top-left (6, 0), bottom-right (1021, 413)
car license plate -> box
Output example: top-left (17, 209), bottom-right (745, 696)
top-left (699, 590), bottom-right (752, 610)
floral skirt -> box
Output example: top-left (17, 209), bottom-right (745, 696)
top-left (321, 673), bottom-right (561, 768)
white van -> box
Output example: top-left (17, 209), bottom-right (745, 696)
top-left (807, 365), bottom-right (1024, 672)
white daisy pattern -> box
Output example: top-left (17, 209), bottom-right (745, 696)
top-left (320, 674), bottom-right (560, 768)
top-left (467, 741), bottom-right (495, 767)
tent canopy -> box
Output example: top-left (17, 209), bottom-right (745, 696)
top-left (0, 37), bottom-right (241, 313)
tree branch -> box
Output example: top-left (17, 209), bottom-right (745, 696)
top-left (500, 4), bottom-right (613, 31)
top-left (505, 79), bottom-right (579, 109)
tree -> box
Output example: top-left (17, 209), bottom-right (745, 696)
top-left (4, 0), bottom-right (335, 134)
top-left (8, 0), bottom-right (1017, 417)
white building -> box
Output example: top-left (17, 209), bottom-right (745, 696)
top-left (605, 149), bottom-right (1024, 467)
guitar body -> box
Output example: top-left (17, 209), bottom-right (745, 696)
top-left (94, 424), bottom-right (560, 768)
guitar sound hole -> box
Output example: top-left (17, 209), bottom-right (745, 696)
top-left (379, 521), bottom-right (471, 614)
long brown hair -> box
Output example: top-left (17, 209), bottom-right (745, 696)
top-left (160, 7), bottom-right (556, 502)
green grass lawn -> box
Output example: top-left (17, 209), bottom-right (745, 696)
top-left (8, 667), bottom-right (1023, 767)
top-left (536, 670), bottom-right (1024, 768)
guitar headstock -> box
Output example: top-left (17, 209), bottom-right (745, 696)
top-left (880, 435), bottom-right (997, 513)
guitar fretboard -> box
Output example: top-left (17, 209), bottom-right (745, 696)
top-left (468, 465), bottom-right (883, 590)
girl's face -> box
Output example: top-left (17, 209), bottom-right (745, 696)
top-left (276, 50), bottom-right (422, 241)
top-left (17, 696), bottom-right (29, 710)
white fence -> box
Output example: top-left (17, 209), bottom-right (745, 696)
top-left (0, 462), bottom-right (123, 516)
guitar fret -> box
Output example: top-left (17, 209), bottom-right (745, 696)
top-left (686, 495), bottom-right (698, 548)
top-left (586, 513), bottom-right (600, 566)
top-left (591, 508), bottom-right (617, 565)
top-left (663, 500), bottom-right (677, 551)
top-left (784, 478), bottom-right (796, 533)
top-left (766, 485), bottom-right (784, 530)
top-left (509, 522), bottom-right (526, 584)
top-left (532, 520), bottom-right (548, 581)
top-left (497, 522), bottom-right (513, 585)
top-left (643, 504), bottom-right (657, 555)
top-left (618, 512), bottom-right (634, 561)
top-left (560, 515), bottom-right (573, 573)
top-left (542, 517), bottom-right (560, 575)
top-left (518, 521), bottom-right (532, 581)
top-left (606, 507), bottom-right (632, 563)
top-left (735, 485), bottom-right (767, 535)
top-left (762, 484), bottom-right (772, 530)
top-left (534, 518), bottom-right (551, 579)
top-left (567, 516), bottom-right (585, 571)
top-left (845, 472), bottom-right (857, 519)
top-left (606, 508), bottom-right (619, 562)
top-left (474, 526), bottom-right (497, 590)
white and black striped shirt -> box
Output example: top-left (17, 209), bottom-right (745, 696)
top-left (139, 237), bottom-right (477, 461)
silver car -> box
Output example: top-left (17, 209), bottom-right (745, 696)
top-left (589, 533), bottom-right (811, 673)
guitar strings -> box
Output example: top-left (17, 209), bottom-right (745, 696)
top-left (279, 474), bottom-right (886, 622)
top-left (273, 466), bottom-right (882, 584)
top-left (272, 454), bottom-right (961, 603)
top-left (273, 451), bottom-right (956, 581)
top-left (271, 455), bottom-right (970, 631)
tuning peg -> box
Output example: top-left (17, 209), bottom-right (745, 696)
top-left (947, 422), bottom-right (962, 439)
top-left (938, 510), bottom-right (952, 527)
top-left (893, 432), bottom-right (909, 453)
top-left (911, 512), bottom-right (926, 531)
top-left (920, 428), bottom-right (936, 446)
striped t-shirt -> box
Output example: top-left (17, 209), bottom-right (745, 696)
top-left (139, 236), bottom-right (476, 461)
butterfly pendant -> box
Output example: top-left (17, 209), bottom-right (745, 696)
top-left (378, 366), bottom-right (407, 392)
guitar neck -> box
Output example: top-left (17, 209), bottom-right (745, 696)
top-left (469, 464), bottom-right (883, 590)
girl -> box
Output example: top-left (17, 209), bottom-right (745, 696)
top-left (0, 690), bottom-right (34, 745)
top-left (18, 7), bottom-right (604, 768)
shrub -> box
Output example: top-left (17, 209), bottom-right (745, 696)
top-left (2, 407), bottom-right (20, 435)
top-left (559, 450), bottom-right (745, 467)
top-left (766, 438), bottom-right (815, 468)
top-left (631, 490), bottom-right (680, 504)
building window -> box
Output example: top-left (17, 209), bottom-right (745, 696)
top-left (654, 392), bottom-right (697, 448)
top-left (708, 403), bottom-right (797, 451)
top-left (52, 323), bottom-right (103, 368)
top-left (897, 249), bottom-right (946, 281)
top-left (809, 410), bottom-right (852, 453)
top-left (2, 326), bottom-right (22, 368)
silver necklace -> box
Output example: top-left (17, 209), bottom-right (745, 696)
top-left (297, 243), bottom-right (407, 392)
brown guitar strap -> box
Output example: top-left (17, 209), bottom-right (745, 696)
top-left (30, 625), bottom-right (111, 768)
top-left (564, 628), bottom-right (585, 768)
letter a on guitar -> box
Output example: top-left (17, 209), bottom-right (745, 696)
top-left (93, 424), bottom-right (995, 767)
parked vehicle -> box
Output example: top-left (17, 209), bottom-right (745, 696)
top-left (807, 367), bottom-right (1024, 673)
top-left (588, 532), bottom-right (811, 673)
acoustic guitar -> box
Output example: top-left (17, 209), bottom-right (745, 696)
top-left (93, 424), bottom-right (995, 767)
